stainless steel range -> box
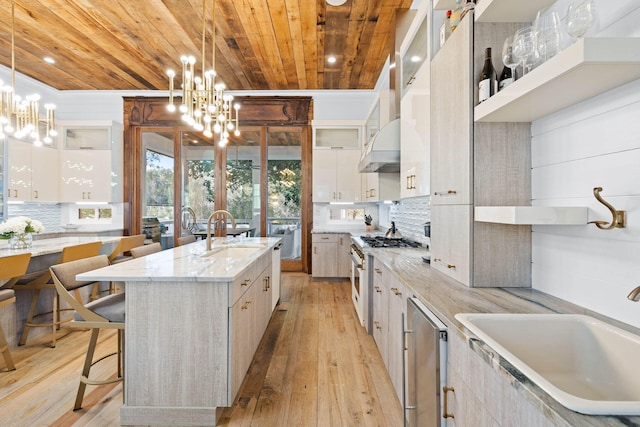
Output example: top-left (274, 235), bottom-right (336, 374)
top-left (349, 235), bottom-right (422, 333)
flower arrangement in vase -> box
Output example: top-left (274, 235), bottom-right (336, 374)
top-left (0, 216), bottom-right (45, 249)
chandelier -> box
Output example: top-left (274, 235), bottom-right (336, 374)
top-left (167, 0), bottom-right (240, 147)
top-left (0, 0), bottom-right (56, 146)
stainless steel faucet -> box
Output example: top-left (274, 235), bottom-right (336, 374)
top-left (628, 286), bottom-right (640, 302)
top-left (206, 210), bottom-right (236, 251)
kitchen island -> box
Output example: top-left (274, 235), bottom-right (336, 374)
top-left (77, 237), bottom-right (282, 426)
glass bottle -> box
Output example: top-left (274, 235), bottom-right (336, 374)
top-left (450, 0), bottom-right (463, 32)
top-left (440, 10), bottom-right (452, 47)
top-left (478, 47), bottom-right (497, 103)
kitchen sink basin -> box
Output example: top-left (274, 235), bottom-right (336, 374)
top-left (455, 313), bottom-right (640, 415)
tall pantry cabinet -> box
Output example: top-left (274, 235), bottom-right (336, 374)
top-left (430, 13), bottom-right (531, 287)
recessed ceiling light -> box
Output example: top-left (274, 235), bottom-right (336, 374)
top-left (327, 56), bottom-right (337, 64)
top-left (327, 0), bottom-right (347, 5)
top-left (410, 55), bottom-right (421, 63)
top-left (44, 57), bottom-right (55, 64)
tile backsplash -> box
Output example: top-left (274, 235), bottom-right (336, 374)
top-left (7, 203), bottom-right (63, 232)
top-left (383, 196), bottom-right (431, 246)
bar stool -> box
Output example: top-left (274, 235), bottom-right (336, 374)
top-left (18, 241), bottom-right (102, 347)
top-left (107, 234), bottom-right (146, 264)
top-left (0, 253), bottom-right (31, 371)
top-left (50, 255), bottom-right (124, 410)
top-left (92, 234), bottom-right (145, 299)
top-left (130, 242), bottom-right (162, 258)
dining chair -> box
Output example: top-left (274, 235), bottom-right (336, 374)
top-left (177, 234), bottom-right (197, 246)
top-left (18, 241), bottom-right (102, 347)
top-left (50, 254), bottom-right (124, 411)
top-left (0, 253), bottom-right (31, 371)
top-left (130, 242), bottom-right (162, 258)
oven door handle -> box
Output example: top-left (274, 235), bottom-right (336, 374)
top-left (349, 251), bottom-right (363, 269)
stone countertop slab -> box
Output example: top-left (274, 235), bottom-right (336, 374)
top-left (77, 237), bottom-right (281, 283)
top-left (370, 248), bottom-right (640, 427)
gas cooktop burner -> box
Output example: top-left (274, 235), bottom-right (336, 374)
top-left (359, 236), bottom-right (422, 248)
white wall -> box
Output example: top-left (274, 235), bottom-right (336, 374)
top-left (530, 0), bottom-right (640, 328)
top-left (531, 79), bottom-right (640, 328)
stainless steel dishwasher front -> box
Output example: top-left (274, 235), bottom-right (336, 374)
top-left (403, 297), bottom-right (448, 427)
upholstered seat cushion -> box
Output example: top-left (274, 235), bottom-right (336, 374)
top-left (75, 293), bottom-right (125, 323)
top-left (0, 289), bottom-right (15, 302)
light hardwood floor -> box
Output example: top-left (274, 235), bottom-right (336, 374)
top-left (0, 273), bottom-right (402, 426)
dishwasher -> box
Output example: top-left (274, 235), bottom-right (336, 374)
top-left (403, 297), bottom-right (448, 427)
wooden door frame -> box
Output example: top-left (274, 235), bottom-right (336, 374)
top-left (123, 96), bottom-right (313, 273)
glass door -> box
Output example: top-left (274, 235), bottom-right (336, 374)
top-left (226, 127), bottom-right (262, 236)
top-left (180, 130), bottom-right (216, 238)
top-left (267, 127), bottom-right (302, 268)
top-left (140, 130), bottom-right (175, 248)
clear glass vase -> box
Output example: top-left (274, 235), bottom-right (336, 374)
top-left (9, 232), bottom-right (33, 249)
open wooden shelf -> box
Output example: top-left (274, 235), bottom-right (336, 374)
top-left (474, 0), bottom-right (556, 22)
top-left (474, 206), bottom-right (588, 225)
top-left (475, 37), bottom-right (640, 122)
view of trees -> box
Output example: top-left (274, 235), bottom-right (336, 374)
top-left (145, 150), bottom-right (302, 224)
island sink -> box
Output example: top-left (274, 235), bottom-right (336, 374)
top-left (455, 313), bottom-right (640, 415)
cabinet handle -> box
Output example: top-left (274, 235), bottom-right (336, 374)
top-left (87, 191), bottom-right (91, 199)
top-left (391, 287), bottom-right (402, 296)
top-left (314, 246), bottom-right (317, 254)
top-left (34, 190), bottom-right (39, 199)
top-left (374, 286), bottom-right (382, 293)
top-left (406, 175), bottom-right (411, 190)
top-left (374, 321), bottom-right (382, 330)
top-left (241, 279), bottom-right (251, 287)
top-left (407, 76), bottom-right (416, 86)
top-left (241, 300), bottom-right (252, 310)
top-left (375, 268), bottom-right (382, 275)
top-left (13, 189), bottom-right (17, 198)
top-left (338, 192), bottom-right (342, 199)
top-left (410, 175), bottom-right (416, 190)
top-left (370, 188), bottom-right (375, 198)
top-left (321, 237), bottom-right (329, 240)
top-left (333, 192), bottom-right (336, 200)
top-left (434, 190), bottom-right (457, 196)
top-left (339, 237), bottom-right (343, 244)
top-left (82, 192), bottom-right (86, 199)
top-left (365, 189), bottom-right (370, 198)
top-left (447, 264), bottom-right (456, 269)
top-left (443, 386), bottom-right (455, 418)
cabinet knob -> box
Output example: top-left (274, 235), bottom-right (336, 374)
top-left (375, 268), bottom-right (382, 275)
top-left (391, 287), bottom-right (402, 296)
top-left (374, 321), bottom-right (382, 330)
top-left (374, 286), bottom-right (382, 293)
top-left (241, 279), bottom-right (251, 287)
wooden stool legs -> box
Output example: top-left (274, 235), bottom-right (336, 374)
top-left (0, 297), bottom-right (17, 371)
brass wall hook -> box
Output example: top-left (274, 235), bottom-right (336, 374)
top-left (588, 187), bottom-right (626, 230)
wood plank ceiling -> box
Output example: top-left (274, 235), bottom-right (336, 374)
top-left (0, 0), bottom-right (413, 91)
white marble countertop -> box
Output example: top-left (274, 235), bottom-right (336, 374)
top-left (77, 237), bottom-right (281, 283)
top-left (370, 248), bottom-right (640, 427)
top-left (0, 235), bottom-right (122, 259)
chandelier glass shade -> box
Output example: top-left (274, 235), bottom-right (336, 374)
top-left (0, 0), bottom-right (56, 146)
top-left (167, 0), bottom-right (239, 147)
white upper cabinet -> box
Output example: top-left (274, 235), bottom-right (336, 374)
top-left (8, 138), bottom-right (59, 202)
top-left (312, 123), bottom-right (362, 203)
top-left (313, 149), bottom-right (362, 203)
top-left (400, 59), bottom-right (431, 199)
top-left (59, 121), bottom-right (123, 203)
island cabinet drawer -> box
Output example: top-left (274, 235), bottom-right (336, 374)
top-left (312, 233), bottom-right (339, 243)
top-left (230, 251), bottom-right (272, 305)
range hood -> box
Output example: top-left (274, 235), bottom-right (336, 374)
top-left (358, 119), bottom-right (400, 173)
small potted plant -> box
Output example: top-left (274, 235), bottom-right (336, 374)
top-left (0, 216), bottom-right (45, 249)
